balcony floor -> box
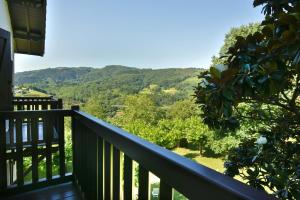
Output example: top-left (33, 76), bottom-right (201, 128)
top-left (3, 182), bottom-right (82, 200)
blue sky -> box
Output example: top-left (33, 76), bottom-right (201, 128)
top-left (15, 0), bottom-right (264, 72)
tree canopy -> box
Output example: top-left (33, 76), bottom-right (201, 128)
top-left (195, 0), bottom-right (300, 199)
top-left (211, 23), bottom-right (262, 66)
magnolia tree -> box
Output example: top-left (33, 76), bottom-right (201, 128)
top-left (195, 0), bottom-right (300, 199)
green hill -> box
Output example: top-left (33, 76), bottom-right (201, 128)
top-left (15, 65), bottom-right (203, 104)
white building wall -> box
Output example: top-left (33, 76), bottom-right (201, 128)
top-left (0, 0), bottom-right (14, 59)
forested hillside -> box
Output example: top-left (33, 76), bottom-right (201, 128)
top-left (15, 65), bottom-right (241, 162)
top-left (15, 65), bottom-right (202, 104)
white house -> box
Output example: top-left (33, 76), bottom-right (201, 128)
top-left (0, 0), bottom-right (46, 111)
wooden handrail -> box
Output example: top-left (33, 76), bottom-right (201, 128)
top-left (12, 96), bottom-right (62, 111)
top-left (0, 109), bottom-right (73, 118)
top-left (13, 96), bottom-right (56, 100)
top-left (0, 107), bottom-right (277, 199)
top-left (72, 110), bottom-right (277, 200)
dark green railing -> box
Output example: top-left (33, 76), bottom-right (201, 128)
top-left (0, 101), bottom-right (277, 200)
top-left (0, 109), bottom-right (73, 196)
top-left (71, 108), bottom-right (277, 200)
top-left (13, 96), bottom-right (62, 111)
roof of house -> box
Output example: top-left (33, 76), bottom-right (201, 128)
top-left (7, 0), bottom-right (47, 56)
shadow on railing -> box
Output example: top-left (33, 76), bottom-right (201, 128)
top-left (0, 104), bottom-right (277, 199)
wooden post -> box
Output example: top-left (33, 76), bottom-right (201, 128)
top-left (57, 99), bottom-right (63, 109)
top-left (16, 118), bottom-right (24, 186)
top-left (71, 105), bottom-right (79, 111)
top-left (0, 29), bottom-right (13, 111)
top-left (31, 118), bottom-right (39, 183)
top-left (71, 105), bottom-right (79, 184)
top-left (123, 155), bottom-right (132, 200)
top-left (0, 119), bottom-right (7, 189)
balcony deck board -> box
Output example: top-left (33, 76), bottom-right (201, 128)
top-left (3, 182), bottom-right (82, 200)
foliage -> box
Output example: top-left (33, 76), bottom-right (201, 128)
top-left (112, 93), bottom-right (214, 151)
top-left (183, 117), bottom-right (213, 155)
top-left (211, 23), bottom-right (262, 66)
top-left (82, 92), bottom-right (120, 119)
top-left (116, 94), bottom-right (165, 125)
top-left (15, 66), bottom-right (201, 101)
top-left (195, 0), bottom-right (300, 198)
top-left (174, 147), bottom-right (225, 173)
top-left (167, 99), bottom-right (199, 119)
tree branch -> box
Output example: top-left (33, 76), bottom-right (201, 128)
top-left (290, 74), bottom-right (300, 109)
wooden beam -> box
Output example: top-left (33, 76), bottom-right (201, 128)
top-left (13, 33), bottom-right (44, 41)
top-left (0, 175), bottom-right (73, 197)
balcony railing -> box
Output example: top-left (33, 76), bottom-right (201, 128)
top-left (0, 98), bottom-right (276, 200)
top-left (0, 109), bottom-right (73, 196)
top-left (13, 96), bottom-right (62, 111)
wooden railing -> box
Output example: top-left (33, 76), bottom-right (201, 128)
top-left (0, 103), bottom-right (276, 199)
top-left (13, 96), bottom-right (62, 111)
top-left (0, 109), bottom-right (73, 196)
top-left (72, 108), bottom-right (276, 200)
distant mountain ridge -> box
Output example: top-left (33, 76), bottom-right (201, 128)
top-left (14, 65), bottom-right (204, 103)
top-left (15, 65), bottom-right (202, 85)
top-left (15, 67), bottom-right (94, 84)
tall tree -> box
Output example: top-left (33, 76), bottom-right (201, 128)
top-left (167, 99), bottom-right (199, 119)
top-left (211, 23), bottom-right (262, 66)
top-left (83, 93), bottom-right (118, 119)
top-left (195, 0), bottom-right (300, 199)
top-left (114, 94), bottom-right (165, 126)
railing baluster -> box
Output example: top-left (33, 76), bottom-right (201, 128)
top-left (44, 117), bottom-right (53, 180)
top-left (82, 123), bottom-right (88, 196)
top-left (9, 119), bottom-right (14, 185)
top-left (26, 118), bottom-right (31, 143)
top-left (98, 137), bottom-right (104, 200)
top-left (58, 115), bottom-right (65, 177)
top-left (138, 165), bottom-right (149, 200)
top-left (16, 118), bottom-right (24, 186)
top-left (160, 181), bottom-right (173, 200)
top-left (104, 141), bottom-right (111, 200)
top-left (71, 105), bottom-right (80, 185)
top-left (9, 119), bottom-right (14, 146)
top-left (123, 154), bottom-right (132, 200)
top-left (42, 104), bottom-right (47, 110)
top-left (31, 118), bottom-right (39, 183)
top-left (0, 119), bottom-right (7, 189)
top-left (77, 121), bottom-right (83, 192)
top-left (86, 131), bottom-right (90, 196)
top-left (71, 112), bottom-right (77, 179)
top-left (50, 102), bottom-right (57, 109)
top-left (113, 146), bottom-right (120, 200)
top-left (90, 131), bottom-right (98, 200)
top-left (58, 99), bottom-right (63, 109)
top-left (82, 125), bottom-right (88, 198)
top-left (75, 118), bottom-right (81, 185)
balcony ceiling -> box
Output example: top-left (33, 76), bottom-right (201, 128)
top-left (7, 0), bottom-right (46, 56)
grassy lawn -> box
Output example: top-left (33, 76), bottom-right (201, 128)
top-left (14, 89), bottom-right (48, 97)
top-left (173, 147), bottom-right (225, 173)
top-left (23, 90), bottom-right (48, 97)
top-left (173, 147), bottom-right (246, 185)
